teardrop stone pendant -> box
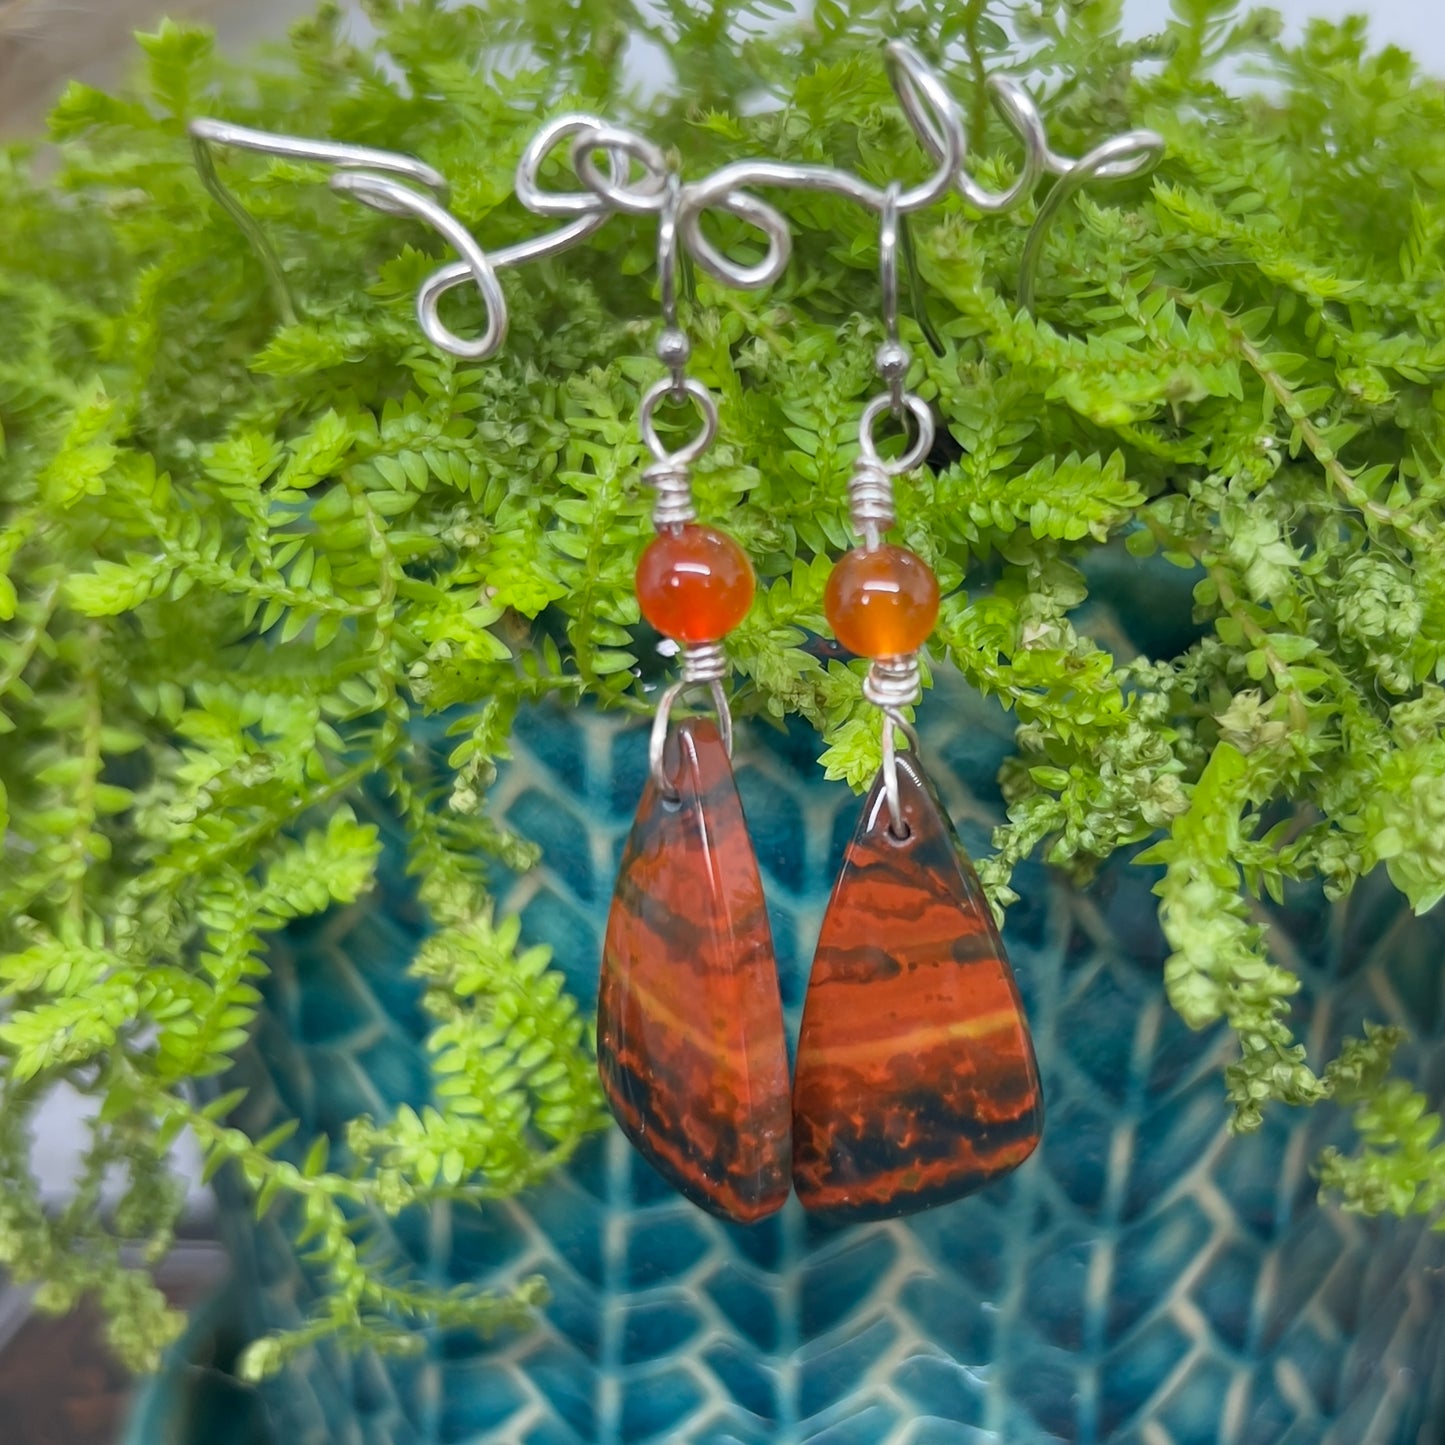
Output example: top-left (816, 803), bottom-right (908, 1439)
top-left (792, 751), bottom-right (1043, 1222)
top-left (598, 718), bottom-right (791, 1224)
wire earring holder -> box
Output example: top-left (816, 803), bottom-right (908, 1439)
top-left (189, 41), bottom-right (1163, 356)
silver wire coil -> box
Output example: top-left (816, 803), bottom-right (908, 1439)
top-left (643, 461), bottom-right (697, 528)
top-left (848, 458), bottom-right (897, 540)
top-left (864, 655), bottom-right (923, 710)
top-left (680, 639), bottom-right (728, 684)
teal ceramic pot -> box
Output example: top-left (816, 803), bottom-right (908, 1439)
top-left (205, 580), bottom-right (1445, 1445)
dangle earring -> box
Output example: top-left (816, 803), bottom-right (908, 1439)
top-left (595, 174), bottom-right (792, 1225)
top-left (184, 37), bottom-right (1158, 1229)
top-left (791, 187), bottom-right (1043, 1222)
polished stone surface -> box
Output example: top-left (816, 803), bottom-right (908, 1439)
top-left (599, 718), bottom-right (791, 1224)
top-left (792, 751), bottom-right (1041, 1222)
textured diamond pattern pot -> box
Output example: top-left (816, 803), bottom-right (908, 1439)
top-left (209, 597), bottom-right (1445, 1445)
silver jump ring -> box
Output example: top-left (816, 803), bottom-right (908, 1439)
top-left (881, 41), bottom-right (968, 213)
top-left (331, 172), bottom-right (509, 360)
top-left (649, 677), bottom-right (734, 795)
top-left (571, 124), bottom-right (670, 216)
top-left (880, 706), bottom-right (921, 838)
top-left (679, 186), bottom-right (793, 291)
top-left (639, 376), bottom-right (720, 468)
top-left (859, 391), bottom-right (934, 475)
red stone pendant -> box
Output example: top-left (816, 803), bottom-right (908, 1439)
top-left (792, 752), bottom-right (1043, 1221)
top-left (598, 718), bottom-right (791, 1224)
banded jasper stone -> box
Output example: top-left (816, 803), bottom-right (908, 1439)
top-left (598, 719), bottom-right (791, 1224)
top-left (792, 753), bottom-right (1043, 1221)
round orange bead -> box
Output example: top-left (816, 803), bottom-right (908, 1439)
top-left (636, 524), bottom-right (755, 643)
top-left (824, 545), bottom-right (939, 659)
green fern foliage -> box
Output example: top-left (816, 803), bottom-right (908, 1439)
top-left (2, 0), bottom-right (1445, 1372)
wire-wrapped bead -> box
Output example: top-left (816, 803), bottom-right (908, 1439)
top-left (824, 544), bottom-right (939, 659)
top-left (636, 523), bottom-right (755, 643)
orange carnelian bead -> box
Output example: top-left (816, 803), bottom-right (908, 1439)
top-left (824, 544), bottom-right (939, 659)
top-left (636, 524), bottom-right (755, 643)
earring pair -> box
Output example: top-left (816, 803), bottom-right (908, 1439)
top-left (595, 192), bottom-right (1043, 1225)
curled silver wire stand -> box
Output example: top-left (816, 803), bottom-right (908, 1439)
top-left (188, 117), bottom-right (447, 325)
top-left (189, 40), bottom-right (1164, 351)
top-left (1016, 129), bottom-right (1164, 312)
